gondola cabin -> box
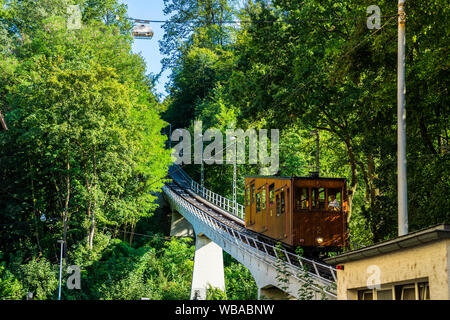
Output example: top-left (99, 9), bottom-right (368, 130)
top-left (244, 176), bottom-right (349, 251)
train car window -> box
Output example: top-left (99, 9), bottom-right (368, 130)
top-left (276, 193), bottom-right (281, 216)
top-left (319, 188), bottom-right (325, 209)
top-left (261, 188), bottom-right (266, 210)
top-left (256, 192), bottom-right (261, 212)
top-left (286, 188), bottom-right (289, 213)
top-left (269, 184), bottom-right (275, 205)
top-left (280, 189), bottom-right (285, 215)
top-left (245, 185), bottom-right (250, 206)
top-left (327, 188), bottom-right (341, 211)
top-left (251, 184), bottom-right (255, 203)
top-left (312, 188), bottom-right (326, 210)
top-left (295, 187), bottom-right (309, 210)
top-left (312, 188), bottom-right (319, 209)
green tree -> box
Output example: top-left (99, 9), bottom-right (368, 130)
top-left (20, 257), bottom-right (58, 300)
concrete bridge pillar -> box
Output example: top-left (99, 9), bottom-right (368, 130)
top-left (170, 210), bottom-right (194, 237)
top-left (190, 234), bottom-right (225, 300)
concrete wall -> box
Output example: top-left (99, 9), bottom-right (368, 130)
top-left (337, 239), bottom-right (450, 300)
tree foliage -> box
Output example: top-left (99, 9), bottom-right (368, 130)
top-left (0, 0), bottom-right (175, 300)
top-left (162, 0), bottom-right (449, 244)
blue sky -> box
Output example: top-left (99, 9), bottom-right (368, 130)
top-left (119, 0), bottom-right (170, 98)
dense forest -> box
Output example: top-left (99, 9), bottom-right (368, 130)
top-left (0, 0), bottom-right (448, 300)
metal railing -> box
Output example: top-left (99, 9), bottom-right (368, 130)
top-left (169, 165), bottom-right (245, 221)
top-left (163, 183), bottom-right (337, 297)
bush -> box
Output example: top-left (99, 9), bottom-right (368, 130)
top-left (20, 257), bottom-right (58, 300)
top-left (0, 265), bottom-right (24, 300)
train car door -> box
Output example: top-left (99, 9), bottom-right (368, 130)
top-left (256, 184), bottom-right (268, 232)
top-left (293, 184), bottom-right (315, 246)
top-left (323, 186), bottom-right (344, 246)
top-left (274, 186), bottom-right (288, 241)
top-left (245, 179), bottom-right (256, 229)
top-left (310, 186), bottom-right (326, 245)
top-left (249, 181), bottom-right (256, 226)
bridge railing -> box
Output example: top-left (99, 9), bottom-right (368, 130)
top-left (163, 183), bottom-right (337, 296)
top-left (169, 165), bottom-right (245, 221)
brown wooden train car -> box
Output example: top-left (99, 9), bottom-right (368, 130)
top-left (244, 175), bottom-right (349, 250)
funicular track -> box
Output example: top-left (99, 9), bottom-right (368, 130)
top-left (164, 165), bottom-right (338, 287)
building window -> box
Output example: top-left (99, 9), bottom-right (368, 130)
top-left (356, 280), bottom-right (430, 300)
top-left (357, 290), bottom-right (373, 300)
top-left (397, 284), bottom-right (416, 300)
top-left (395, 282), bottom-right (430, 300)
top-left (376, 289), bottom-right (393, 300)
top-left (418, 282), bottom-right (430, 300)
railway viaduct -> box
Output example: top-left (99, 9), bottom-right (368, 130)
top-left (161, 165), bottom-right (338, 300)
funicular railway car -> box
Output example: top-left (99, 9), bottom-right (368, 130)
top-left (244, 175), bottom-right (349, 253)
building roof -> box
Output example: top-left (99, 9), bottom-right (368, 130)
top-left (324, 224), bottom-right (450, 265)
top-left (245, 175), bottom-right (346, 181)
top-left (0, 112), bottom-right (7, 131)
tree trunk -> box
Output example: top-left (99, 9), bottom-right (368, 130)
top-left (129, 222), bottom-right (136, 246)
top-left (88, 203), bottom-right (95, 250)
top-left (88, 149), bottom-right (97, 250)
top-left (344, 136), bottom-right (358, 223)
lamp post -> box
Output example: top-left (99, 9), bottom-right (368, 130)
top-left (57, 239), bottom-right (64, 300)
top-left (230, 136), bottom-right (237, 216)
top-left (198, 133), bottom-right (204, 190)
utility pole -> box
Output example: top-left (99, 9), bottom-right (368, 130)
top-left (397, 0), bottom-right (408, 236)
top-left (310, 130), bottom-right (320, 177)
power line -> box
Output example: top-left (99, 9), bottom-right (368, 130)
top-left (102, 227), bottom-right (193, 240)
top-left (129, 14), bottom-right (398, 25)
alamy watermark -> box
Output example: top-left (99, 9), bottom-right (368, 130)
top-left (366, 265), bottom-right (381, 290)
top-left (367, 5), bottom-right (381, 30)
top-left (171, 121), bottom-right (280, 175)
top-left (67, 265), bottom-right (81, 290)
top-left (67, 5), bottom-right (82, 30)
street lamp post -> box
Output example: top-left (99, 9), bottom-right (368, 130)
top-left (198, 133), bottom-right (204, 190)
top-left (57, 240), bottom-right (64, 300)
top-left (230, 137), bottom-right (237, 216)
